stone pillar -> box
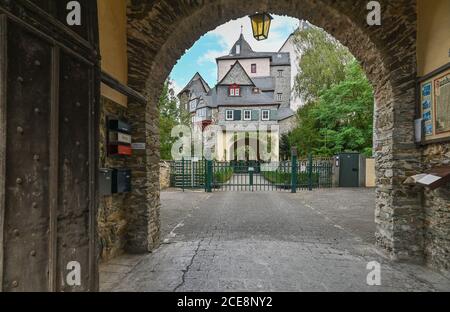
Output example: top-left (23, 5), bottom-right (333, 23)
top-left (124, 99), bottom-right (161, 253)
top-left (374, 76), bottom-right (424, 262)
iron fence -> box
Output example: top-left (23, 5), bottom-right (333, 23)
top-left (170, 156), bottom-right (334, 192)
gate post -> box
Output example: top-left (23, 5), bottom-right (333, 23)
top-left (206, 160), bottom-right (213, 193)
top-left (308, 153), bottom-right (313, 191)
top-left (291, 148), bottom-right (298, 193)
top-left (182, 157), bottom-right (185, 192)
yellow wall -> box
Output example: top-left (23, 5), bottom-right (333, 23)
top-left (417, 0), bottom-right (450, 76)
top-left (98, 0), bottom-right (128, 107)
top-left (365, 158), bottom-right (376, 188)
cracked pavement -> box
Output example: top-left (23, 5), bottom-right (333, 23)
top-left (100, 189), bottom-right (450, 292)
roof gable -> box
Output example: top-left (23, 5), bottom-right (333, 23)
top-left (178, 72), bottom-right (210, 96)
top-left (218, 61), bottom-right (255, 86)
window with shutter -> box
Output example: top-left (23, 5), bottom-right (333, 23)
top-left (251, 110), bottom-right (260, 121)
top-left (270, 110), bottom-right (278, 121)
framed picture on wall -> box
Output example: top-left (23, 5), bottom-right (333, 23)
top-left (417, 63), bottom-right (450, 144)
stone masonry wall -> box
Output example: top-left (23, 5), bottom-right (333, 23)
top-left (124, 99), bottom-right (161, 253)
top-left (423, 142), bottom-right (450, 271)
top-left (98, 96), bottom-right (129, 261)
top-left (124, 0), bottom-right (450, 270)
top-left (271, 65), bottom-right (291, 109)
top-left (160, 161), bottom-right (171, 190)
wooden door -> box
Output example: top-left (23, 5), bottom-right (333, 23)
top-left (0, 0), bottom-right (100, 291)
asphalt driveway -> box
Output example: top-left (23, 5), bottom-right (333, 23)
top-left (100, 189), bottom-right (450, 292)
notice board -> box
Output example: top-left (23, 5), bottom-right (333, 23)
top-left (419, 64), bottom-right (450, 143)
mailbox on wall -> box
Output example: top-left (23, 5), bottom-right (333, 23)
top-left (107, 118), bottom-right (133, 157)
top-left (108, 144), bottom-right (132, 156)
top-left (109, 119), bottom-right (132, 133)
top-left (99, 168), bottom-right (113, 196)
top-left (99, 168), bottom-right (132, 195)
top-left (109, 131), bottom-right (132, 145)
top-left (112, 169), bottom-right (132, 193)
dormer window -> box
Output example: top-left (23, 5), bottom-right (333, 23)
top-left (229, 84), bottom-right (241, 97)
top-left (236, 45), bottom-right (241, 54)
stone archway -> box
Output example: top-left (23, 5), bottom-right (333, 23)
top-left (126, 0), bottom-right (422, 262)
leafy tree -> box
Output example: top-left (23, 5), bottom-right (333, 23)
top-left (159, 80), bottom-right (185, 160)
top-left (279, 133), bottom-right (292, 160)
top-left (293, 26), bottom-right (354, 103)
top-left (289, 61), bottom-right (374, 157)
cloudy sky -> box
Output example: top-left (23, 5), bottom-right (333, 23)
top-left (169, 15), bottom-right (300, 94)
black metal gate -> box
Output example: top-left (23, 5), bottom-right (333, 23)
top-left (170, 159), bottom-right (206, 189)
top-left (0, 0), bottom-right (100, 291)
top-left (170, 157), bottom-right (334, 192)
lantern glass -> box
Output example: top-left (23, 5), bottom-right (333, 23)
top-left (250, 13), bottom-right (273, 41)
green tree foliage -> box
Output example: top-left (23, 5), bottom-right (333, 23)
top-left (159, 80), bottom-right (187, 160)
top-left (279, 133), bottom-right (292, 160)
top-left (289, 25), bottom-right (374, 157)
top-left (290, 61), bottom-right (374, 157)
top-left (293, 26), bottom-right (354, 103)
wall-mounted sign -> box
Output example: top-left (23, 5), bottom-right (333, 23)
top-left (418, 64), bottom-right (450, 144)
top-left (131, 143), bottom-right (146, 150)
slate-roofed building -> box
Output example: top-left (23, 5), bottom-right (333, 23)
top-left (178, 33), bottom-right (296, 162)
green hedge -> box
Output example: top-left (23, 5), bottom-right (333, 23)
top-left (261, 171), bottom-right (320, 186)
top-left (214, 167), bottom-right (234, 183)
top-left (261, 171), bottom-right (291, 184)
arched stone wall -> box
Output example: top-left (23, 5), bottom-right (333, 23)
top-left (125, 0), bottom-right (423, 262)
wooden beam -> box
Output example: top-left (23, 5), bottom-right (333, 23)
top-left (48, 46), bottom-right (60, 292)
top-left (0, 14), bottom-right (7, 292)
top-left (89, 68), bottom-right (100, 291)
top-left (101, 71), bottom-right (147, 105)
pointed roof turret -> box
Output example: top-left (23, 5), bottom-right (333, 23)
top-left (217, 32), bottom-right (290, 66)
top-left (229, 33), bottom-right (254, 56)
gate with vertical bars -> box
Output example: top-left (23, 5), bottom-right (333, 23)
top-left (170, 157), bottom-right (334, 192)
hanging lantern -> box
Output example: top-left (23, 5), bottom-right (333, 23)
top-left (249, 13), bottom-right (273, 41)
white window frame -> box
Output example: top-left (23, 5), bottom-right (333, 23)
top-left (229, 86), bottom-right (240, 97)
top-left (262, 110), bottom-right (270, 121)
top-left (243, 110), bottom-right (251, 121)
top-left (189, 100), bottom-right (197, 111)
top-left (226, 110), bottom-right (234, 121)
top-left (197, 108), bottom-right (206, 118)
top-left (277, 93), bottom-right (283, 101)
